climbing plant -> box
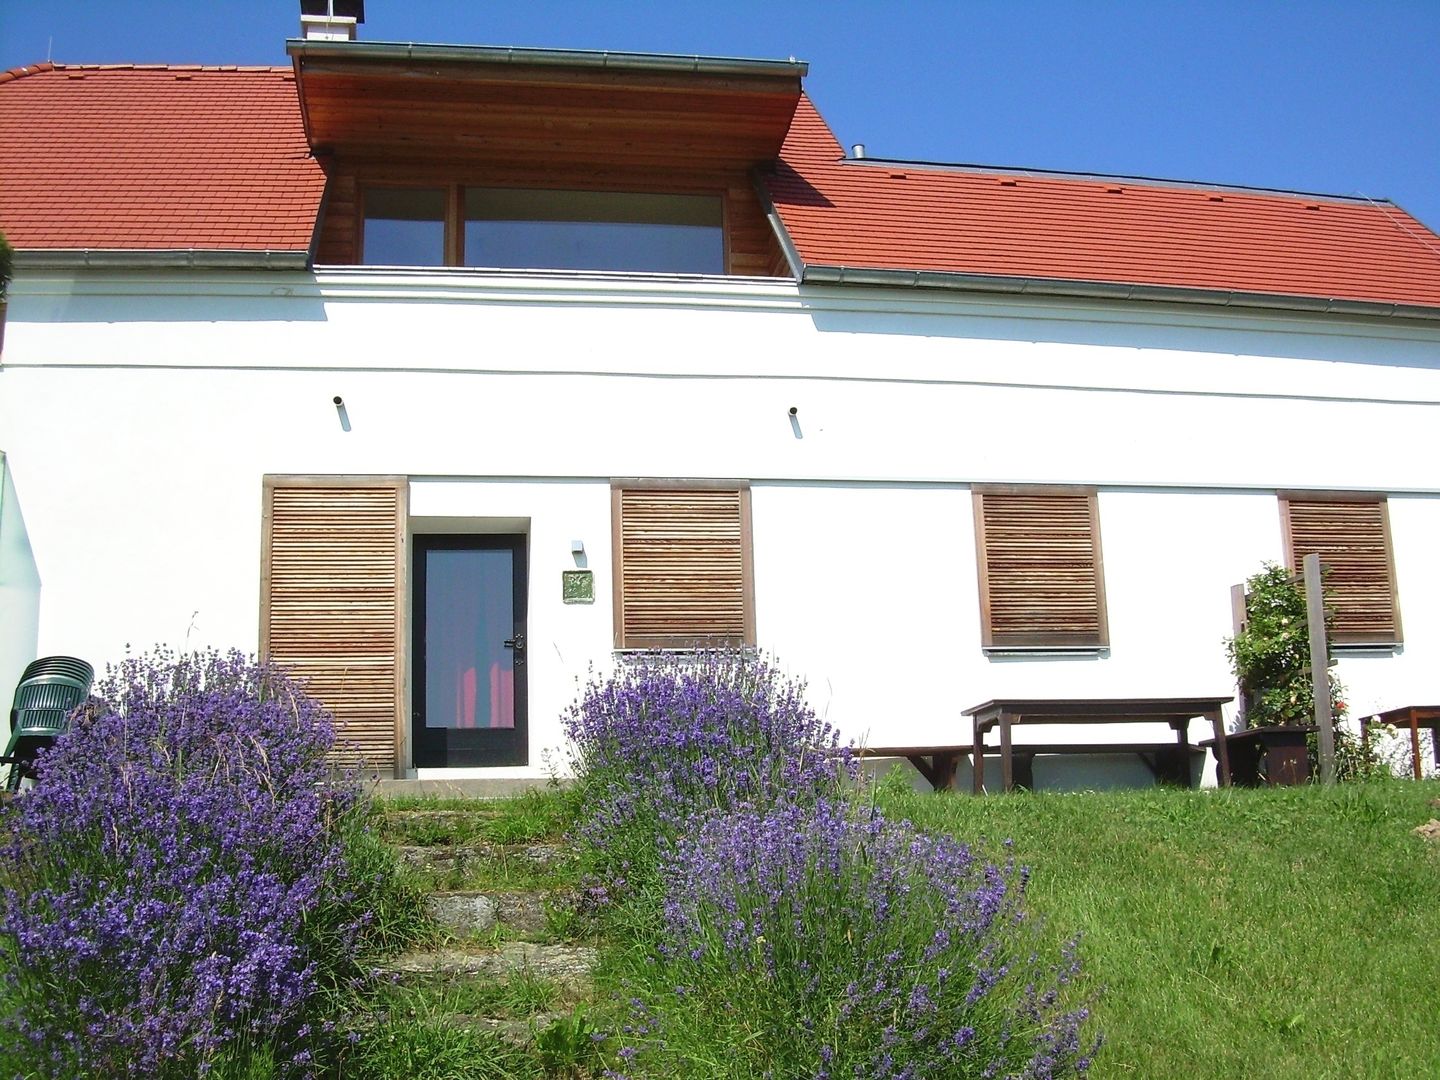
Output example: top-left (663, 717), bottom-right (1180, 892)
top-left (1226, 562), bottom-right (1345, 729)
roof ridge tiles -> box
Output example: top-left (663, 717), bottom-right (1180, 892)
top-left (836, 156), bottom-right (1398, 207)
top-left (0, 61), bottom-right (55, 84)
top-left (6, 62), bottom-right (294, 75)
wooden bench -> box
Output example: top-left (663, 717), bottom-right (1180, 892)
top-left (857, 741), bottom-right (1202, 792)
top-left (997, 742), bottom-right (1201, 790)
top-left (859, 745), bottom-right (971, 791)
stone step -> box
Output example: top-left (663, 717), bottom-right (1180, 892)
top-left (385, 809), bottom-right (482, 823)
top-left (451, 1011), bottom-right (566, 1048)
top-left (396, 842), bottom-right (570, 875)
top-left (381, 943), bottom-right (597, 989)
top-left (376, 777), bottom-right (571, 799)
top-left (425, 889), bottom-right (551, 937)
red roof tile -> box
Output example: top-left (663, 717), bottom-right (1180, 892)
top-left (767, 95), bottom-right (1440, 311)
top-left (0, 63), bottom-right (325, 252)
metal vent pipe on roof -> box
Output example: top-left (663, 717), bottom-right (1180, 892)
top-left (851, 143), bottom-right (866, 159)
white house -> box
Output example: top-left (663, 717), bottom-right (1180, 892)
top-left (3, 14), bottom-right (1439, 788)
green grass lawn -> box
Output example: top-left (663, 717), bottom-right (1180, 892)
top-left (876, 779), bottom-right (1440, 1080)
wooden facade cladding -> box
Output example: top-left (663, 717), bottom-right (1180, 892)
top-left (1280, 495), bottom-right (1402, 645)
top-left (260, 477), bottom-right (408, 775)
top-left (313, 163), bottom-right (787, 276)
top-left (294, 58), bottom-right (802, 168)
top-left (295, 51), bottom-right (800, 276)
top-left (973, 486), bottom-right (1109, 649)
top-left (612, 481), bottom-right (755, 649)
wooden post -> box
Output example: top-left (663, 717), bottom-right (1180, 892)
top-left (1230, 584), bottom-right (1249, 728)
top-left (1303, 553), bottom-right (1336, 785)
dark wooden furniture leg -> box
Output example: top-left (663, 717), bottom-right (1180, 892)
top-left (1406, 708), bottom-right (1424, 781)
top-left (1209, 708), bottom-right (1231, 787)
top-left (932, 751), bottom-right (959, 791)
top-left (1000, 712), bottom-right (1014, 792)
top-left (1013, 751), bottom-right (1036, 791)
top-left (972, 716), bottom-right (986, 795)
top-left (1174, 720), bottom-right (1194, 788)
top-left (904, 751), bottom-right (962, 792)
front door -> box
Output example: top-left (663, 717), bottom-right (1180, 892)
top-left (412, 535), bottom-right (528, 767)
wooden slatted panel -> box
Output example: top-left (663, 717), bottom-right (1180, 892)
top-left (615, 487), bottom-right (753, 648)
top-left (261, 481), bottom-right (405, 774)
top-left (1283, 498), bottom-right (1401, 644)
top-left (975, 490), bottom-right (1108, 648)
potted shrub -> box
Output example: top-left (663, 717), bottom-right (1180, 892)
top-left (1224, 562), bottom-right (1360, 783)
top-left (0, 229), bottom-right (12, 355)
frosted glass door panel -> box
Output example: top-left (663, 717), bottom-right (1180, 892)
top-left (424, 548), bottom-right (515, 730)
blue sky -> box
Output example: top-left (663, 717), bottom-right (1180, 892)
top-left (4, 0), bottom-right (1439, 231)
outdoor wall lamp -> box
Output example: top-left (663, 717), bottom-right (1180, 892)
top-left (333, 395), bottom-right (351, 432)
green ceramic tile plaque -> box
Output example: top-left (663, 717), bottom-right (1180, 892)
top-left (562, 569), bottom-right (594, 604)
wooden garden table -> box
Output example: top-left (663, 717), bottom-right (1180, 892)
top-left (1360, 706), bottom-right (1440, 780)
top-left (964, 697), bottom-right (1232, 794)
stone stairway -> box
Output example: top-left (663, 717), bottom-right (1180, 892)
top-left (368, 805), bottom-right (601, 1053)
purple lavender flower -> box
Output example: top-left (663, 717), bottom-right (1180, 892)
top-left (635, 798), bottom-right (1099, 1078)
top-left (0, 648), bottom-right (364, 1077)
top-left (562, 649), bottom-right (856, 871)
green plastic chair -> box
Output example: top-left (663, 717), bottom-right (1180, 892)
top-left (2, 656), bottom-right (93, 791)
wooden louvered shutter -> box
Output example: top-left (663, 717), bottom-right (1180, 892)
top-left (974, 487), bottom-right (1108, 649)
top-left (612, 482), bottom-right (755, 649)
top-left (1281, 496), bottom-right (1401, 645)
top-left (261, 477), bottom-right (407, 774)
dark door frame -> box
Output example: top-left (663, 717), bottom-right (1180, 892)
top-left (411, 533), bottom-right (529, 767)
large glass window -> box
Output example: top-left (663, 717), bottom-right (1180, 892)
top-left (361, 187), bottom-right (446, 266)
top-left (464, 189), bottom-right (723, 273)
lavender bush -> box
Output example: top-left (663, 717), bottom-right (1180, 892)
top-left (0, 648), bottom-right (367, 1078)
top-left (562, 650), bottom-right (854, 868)
top-left (623, 799), bottom-right (1098, 1079)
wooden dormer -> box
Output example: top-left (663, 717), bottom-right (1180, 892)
top-left (290, 41), bottom-right (805, 275)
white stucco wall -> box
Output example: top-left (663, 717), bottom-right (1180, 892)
top-left (2, 268), bottom-right (1437, 780)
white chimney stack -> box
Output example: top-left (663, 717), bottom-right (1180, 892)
top-left (300, 1), bottom-right (364, 41)
top-left (301, 14), bottom-right (357, 40)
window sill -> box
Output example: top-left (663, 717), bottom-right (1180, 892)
top-left (1331, 642), bottom-right (1403, 656)
top-left (983, 646), bottom-right (1110, 660)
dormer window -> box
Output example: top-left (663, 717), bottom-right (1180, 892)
top-left (361, 185), bottom-right (724, 273)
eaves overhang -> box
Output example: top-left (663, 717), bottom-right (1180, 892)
top-left (14, 249), bottom-right (311, 271)
top-left (797, 263), bottom-right (1440, 324)
top-left (285, 39), bottom-right (808, 78)
top-left (287, 39), bottom-right (806, 171)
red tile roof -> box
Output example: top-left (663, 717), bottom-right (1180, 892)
top-left (767, 95), bottom-right (1440, 311)
top-left (0, 63), bottom-right (325, 253)
top-left (4, 64), bottom-right (1439, 314)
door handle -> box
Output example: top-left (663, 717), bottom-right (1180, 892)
top-left (503, 634), bottom-right (525, 650)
